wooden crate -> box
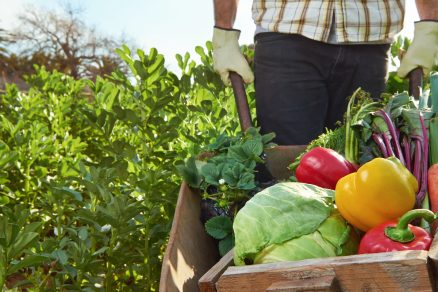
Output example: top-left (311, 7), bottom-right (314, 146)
top-left (200, 242), bottom-right (438, 291)
top-left (159, 182), bottom-right (220, 292)
top-left (160, 145), bottom-right (438, 291)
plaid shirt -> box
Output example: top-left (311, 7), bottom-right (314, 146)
top-left (252, 0), bottom-right (405, 43)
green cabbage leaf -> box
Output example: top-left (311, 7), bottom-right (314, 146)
top-left (233, 182), bottom-right (359, 265)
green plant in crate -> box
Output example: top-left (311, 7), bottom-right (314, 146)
top-left (178, 128), bottom-right (275, 208)
top-left (205, 216), bottom-right (234, 257)
top-left (177, 127), bottom-right (276, 256)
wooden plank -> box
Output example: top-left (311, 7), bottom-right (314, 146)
top-left (159, 182), bottom-right (220, 292)
top-left (216, 251), bottom-right (431, 292)
top-left (266, 275), bottom-right (340, 292)
top-left (198, 249), bottom-right (234, 292)
top-left (264, 145), bottom-right (306, 180)
top-left (427, 229), bottom-right (438, 291)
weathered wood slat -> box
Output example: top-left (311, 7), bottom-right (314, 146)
top-left (266, 275), bottom-right (340, 292)
top-left (159, 183), bottom-right (220, 292)
top-left (427, 229), bottom-right (438, 291)
top-left (264, 146), bottom-right (306, 180)
top-left (198, 249), bottom-right (234, 292)
top-left (216, 251), bottom-right (431, 292)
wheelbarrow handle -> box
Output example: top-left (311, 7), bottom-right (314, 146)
top-left (408, 67), bottom-right (423, 100)
top-left (229, 71), bottom-right (275, 184)
top-left (229, 72), bottom-right (253, 132)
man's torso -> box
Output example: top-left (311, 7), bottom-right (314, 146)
top-left (252, 0), bottom-right (405, 43)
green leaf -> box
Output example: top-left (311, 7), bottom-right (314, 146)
top-left (22, 222), bottom-right (43, 234)
top-left (201, 163), bottom-right (221, 186)
top-left (262, 132), bottom-right (276, 145)
top-left (176, 54), bottom-right (183, 69)
top-left (115, 46), bottom-right (133, 66)
top-left (242, 140), bottom-right (263, 157)
top-left (233, 182), bottom-right (334, 265)
top-left (134, 60), bottom-right (148, 79)
top-left (227, 145), bottom-right (247, 162)
top-left (430, 117), bottom-right (438, 165)
top-left (78, 228), bottom-right (88, 241)
top-left (7, 255), bottom-right (49, 275)
top-left (92, 246), bottom-right (109, 256)
top-left (237, 172), bottom-right (256, 190)
top-left (53, 186), bottom-right (83, 202)
top-left (51, 250), bottom-right (68, 265)
top-left (8, 232), bottom-right (39, 259)
top-left (431, 72), bottom-right (438, 113)
top-left (195, 46), bottom-right (206, 59)
top-left (0, 196), bottom-right (9, 206)
top-left (175, 157), bottom-right (202, 187)
top-left (219, 235), bottom-right (234, 257)
top-left (205, 216), bottom-right (233, 240)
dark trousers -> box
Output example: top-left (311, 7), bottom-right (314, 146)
top-left (254, 33), bottom-right (390, 145)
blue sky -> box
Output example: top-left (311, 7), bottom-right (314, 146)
top-left (0, 0), bottom-right (419, 72)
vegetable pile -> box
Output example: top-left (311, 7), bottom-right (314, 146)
top-left (236, 72), bottom-right (438, 263)
top-left (180, 72), bottom-right (438, 264)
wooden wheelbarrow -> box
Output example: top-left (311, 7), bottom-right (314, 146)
top-left (159, 71), bottom-right (306, 291)
top-left (159, 69), bottom-right (437, 292)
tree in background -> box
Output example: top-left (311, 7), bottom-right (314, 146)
top-left (0, 28), bottom-right (7, 56)
top-left (1, 4), bottom-right (129, 81)
top-left (0, 28), bottom-right (28, 89)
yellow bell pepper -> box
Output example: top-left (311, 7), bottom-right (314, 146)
top-left (335, 157), bottom-right (418, 232)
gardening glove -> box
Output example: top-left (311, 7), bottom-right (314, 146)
top-left (212, 27), bottom-right (254, 86)
top-left (398, 21), bottom-right (438, 78)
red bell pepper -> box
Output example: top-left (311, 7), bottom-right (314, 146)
top-left (295, 147), bottom-right (357, 190)
top-left (358, 209), bottom-right (436, 254)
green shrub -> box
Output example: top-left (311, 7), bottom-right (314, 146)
top-left (0, 42), bottom-right (248, 291)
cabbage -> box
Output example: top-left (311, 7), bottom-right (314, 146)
top-left (233, 182), bottom-right (359, 265)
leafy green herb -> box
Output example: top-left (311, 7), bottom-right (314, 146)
top-left (205, 216), bottom-right (232, 239)
top-left (344, 88), bottom-right (382, 164)
top-left (177, 127), bottom-right (275, 210)
top-left (205, 216), bottom-right (234, 256)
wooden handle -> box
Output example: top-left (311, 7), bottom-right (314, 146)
top-left (229, 72), bottom-right (253, 131)
top-left (408, 68), bottom-right (423, 100)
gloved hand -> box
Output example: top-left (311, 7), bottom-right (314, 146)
top-left (212, 27), bottom-right (254, 86)
top-left (398, 21), bottom-right (438, 78)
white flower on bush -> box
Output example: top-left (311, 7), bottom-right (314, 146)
top-left (100, 224), bottom-right (112, 233)
top-left (54, 227), bottom-right (62, 236)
